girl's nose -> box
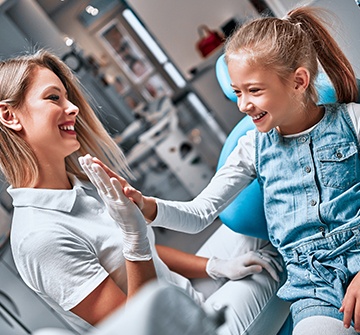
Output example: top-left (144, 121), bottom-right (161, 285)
top-left (238, 97), bottom-right (254, 114)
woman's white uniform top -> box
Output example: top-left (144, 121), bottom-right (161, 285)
top-left (8, 175), bottom-right (203, 334)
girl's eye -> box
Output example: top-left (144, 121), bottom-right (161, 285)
top-left (48, 94), bottom-right (60, 101)
top-left (233, 89), bottom-right (241, 96)
top-left (249, 88), bottom-right (260, 93)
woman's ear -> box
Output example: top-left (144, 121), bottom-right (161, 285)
top-left (0, 103), bottom-right (22, 131)
top-left (293, 67), bottom-right (310, 93)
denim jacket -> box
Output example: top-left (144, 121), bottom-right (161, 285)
top-left (256, 103), bottom-right (360, 252)
top-left (256, 103), bottom-right (360, 318)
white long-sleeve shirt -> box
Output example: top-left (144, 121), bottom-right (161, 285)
top-left (151, 103), bottom-right (360, 233)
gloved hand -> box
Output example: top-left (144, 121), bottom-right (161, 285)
top-left (79, 155), bottom-right (152, 262)
top-left (206, 249), bottom-right (282, 282)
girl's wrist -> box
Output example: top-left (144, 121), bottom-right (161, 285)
top-left (142, 196), bottom-right (157, 222)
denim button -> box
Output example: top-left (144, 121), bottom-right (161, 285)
top-left (305, 166), bottom-right (311, 173)
top-left (336, 152), bottom-right (343, 159)
top-left (310, 200), bottom-right (317, 206)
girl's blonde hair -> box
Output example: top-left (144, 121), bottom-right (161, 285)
top-left (225, 6), bottom-right (358, 104)
top-left (0, 49), bottom-right (132, 188)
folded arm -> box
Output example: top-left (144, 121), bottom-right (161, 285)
top-left (75, 156), bottom-right (157, 325)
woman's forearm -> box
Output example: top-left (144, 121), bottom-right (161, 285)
top-left (156, 244), bottom-right (208, 278)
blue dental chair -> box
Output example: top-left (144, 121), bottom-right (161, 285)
top-left (214, 54), bottom-right (352, 335)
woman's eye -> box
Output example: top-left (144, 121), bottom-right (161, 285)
top-left (48, 94), bottom-right (60, 101)
top-left (249, 88), bottom-right (260, 93)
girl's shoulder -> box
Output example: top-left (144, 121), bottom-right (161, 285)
top-left (346, 102), bottom-right (360, 114)
top-left (345, 103), bottom-right (360, 138)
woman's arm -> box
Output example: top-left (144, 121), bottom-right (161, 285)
top-left (76, 156), bottom-right (157, 325)
top-left (156, 244), bottom-right (208, 278)
top-left (71, 260), bottom-right (156, 325)
top-left (156, 244), bottom-right (282, 282)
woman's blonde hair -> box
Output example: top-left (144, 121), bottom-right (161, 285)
top-left (0, 49), bottom-right (132, 187)
top-left (225, 6), bottom-right (358, 104)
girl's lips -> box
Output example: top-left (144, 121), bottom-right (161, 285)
top-left (252, 112), bottom-right (267, 121)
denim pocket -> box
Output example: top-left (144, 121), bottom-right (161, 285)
top-left (316, 142), bottom-right (357, 189)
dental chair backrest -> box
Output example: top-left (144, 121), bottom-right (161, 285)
top-left (215, 54), bottom-right (360, 241)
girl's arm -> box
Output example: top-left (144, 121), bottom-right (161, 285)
top-left (93, 131), bottom-right (256, 233)
top-left (92, 156), bottom-right (158, 221)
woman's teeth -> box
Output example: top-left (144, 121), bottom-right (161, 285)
top-left (252, 112), bottom-right (267, 120)
top-left (59, 125), bottom-right (75, 131)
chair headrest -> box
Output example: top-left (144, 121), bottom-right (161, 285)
top-left (215, 54), bottom-right (237, 102)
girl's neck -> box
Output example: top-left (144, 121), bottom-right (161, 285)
top-left (301, 104), bottom-right (325, 131)
top-left (277, 103), bottom-right (324, 135)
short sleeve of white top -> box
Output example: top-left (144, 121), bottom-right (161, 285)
top-left (151, 103), bottom-right (360, 233)
top-left (8, 175), bottom-right (202, 334)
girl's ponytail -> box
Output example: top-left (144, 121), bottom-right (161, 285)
top-left (287, 7), bottom-right (358, 103)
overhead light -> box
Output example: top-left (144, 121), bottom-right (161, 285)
top-left (122, 8), bottom-right (168, 64)
top-left (64, 37), bottom-right (74, 47)
top-left (85, 5), bottom-right (99, 16)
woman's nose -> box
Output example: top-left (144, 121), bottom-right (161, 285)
top-left (66, 100), bottom-right (79, 116)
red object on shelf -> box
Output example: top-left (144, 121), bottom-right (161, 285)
top-left (196, 25), bottom-right (224, 58)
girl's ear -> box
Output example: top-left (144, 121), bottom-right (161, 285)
top-left (0, 103), bottom-right (22, 131)
top-left (293, 67), bottom-right (310, 93)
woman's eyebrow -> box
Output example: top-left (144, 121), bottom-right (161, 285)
top-left (43, 85), bottom-right (68, 97)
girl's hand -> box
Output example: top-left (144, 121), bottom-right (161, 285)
top-left (91, 156), bottom-right (144, 209)
top-left (340, 272), bottom-right (360, 331)
top-left (84, 155), bottom-right (158, 221)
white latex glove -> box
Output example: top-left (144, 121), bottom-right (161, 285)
top-left (79, 155), bottom-right (151, 262)
top-left (206, 249), bottom-right (282, 282)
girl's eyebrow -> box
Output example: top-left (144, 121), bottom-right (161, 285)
top-left (231, 81), bottom-right (262, 88)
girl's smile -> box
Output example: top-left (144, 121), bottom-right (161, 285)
top-left (227, 54), bottom-right (324, 135)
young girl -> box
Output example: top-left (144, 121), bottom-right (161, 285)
top-left (92, 6), bottom-right (360, 335)
top-left (0, 50), bottom-right (286, 335)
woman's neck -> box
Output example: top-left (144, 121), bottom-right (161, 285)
top-left (34, 160), bottom-right (72, 189)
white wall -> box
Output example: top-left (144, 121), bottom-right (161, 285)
top-left (126, 0), bottom-right (259, 78)
top-left (126, 0), bottom-right (360, 78)
top-left (268, 0), bottom-right (360, 76)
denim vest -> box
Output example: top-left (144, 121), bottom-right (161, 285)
top-left (255, 103), bottom-right (360, 319)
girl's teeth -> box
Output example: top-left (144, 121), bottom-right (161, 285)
top-left (252, 112), bottom-right (267, 120)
